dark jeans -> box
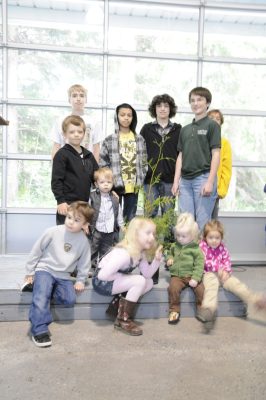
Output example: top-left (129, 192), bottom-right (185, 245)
top-left (119, 193), bottom-right (138, 223)
top-left (29, 271), bottom-right (76, 336)
top-left (91, 230), bottom-right (117, 269)
top-left (144, 182), bottom-right (175, 217)
top-left (56, 212), bottom-right (66, 225)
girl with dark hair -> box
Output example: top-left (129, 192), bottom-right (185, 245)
top-left (99, 103), bottom-right (148, 222)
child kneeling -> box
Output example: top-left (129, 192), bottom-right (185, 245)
top-left (23, 201), bottom-right (94, 348)
top-left (166, 213), bottom-right (205, 324)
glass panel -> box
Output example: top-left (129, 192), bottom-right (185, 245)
top-left (0, 48), bottom-right (2, 98)
top-left (108, 57), bottom-right (197, 106)
top-left (109, 2), bottom-right (199, 55)
top-left (8, 49), bottom-right (103, 102)
top-left (220, 115), bottom-right (266, 163)
top-left (8, 0), bottom-right (104, 49)
top-left (7, 160), bottom-right (55, 207)
top-left (0, 159), bottom-right (2, 207)
top-left (0, 1), bottom-right (2, 43)
top-left (204, 8), bottom-right (266, 59)
top-left (7, 105), bottom-right (102, 155)
top-left (203, 62), bottom-right (266, 110)
top-left (220, 167), bottom-right (266, 212)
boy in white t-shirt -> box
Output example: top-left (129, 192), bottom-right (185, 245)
top-left (51, 84), bottom-right (102, 162)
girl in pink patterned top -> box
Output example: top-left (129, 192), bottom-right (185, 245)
top-left (199, 220), bottom-right (266, 332)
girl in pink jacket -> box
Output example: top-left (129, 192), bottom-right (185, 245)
top-left (199, 220), bottom-right (266, 332)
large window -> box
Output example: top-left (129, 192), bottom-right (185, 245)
top-left (1, 0), bottom-right (266, 216)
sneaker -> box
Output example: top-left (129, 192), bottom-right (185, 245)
top-left (21, 281), bottom-right (33, 292)
top-left (32, 333), bottom-right (52, 348)
top-left (168, 311), bottom-right (180, 325)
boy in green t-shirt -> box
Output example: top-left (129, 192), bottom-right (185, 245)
top-left (172, 87), bottom-right (221, 230)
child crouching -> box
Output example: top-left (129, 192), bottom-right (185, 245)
top-left (167, 213), bottom-right (205, 325)
top-left (23, 201), bottom-right (94, 348)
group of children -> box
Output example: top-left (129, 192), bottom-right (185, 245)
top-left (22, 84), bottom-right (266, 347)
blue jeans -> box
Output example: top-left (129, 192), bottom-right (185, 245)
top-left (179, 173), bottom-right (217, 231)
top-left (144, 182), bottom-right (175, 217)
top-left (29, 271), bottom-right (76, 336)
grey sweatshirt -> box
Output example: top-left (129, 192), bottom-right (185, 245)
top-left (25, 225), bottom-right (91, 283)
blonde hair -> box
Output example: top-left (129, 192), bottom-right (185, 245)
top-left (117, 217), bottom-right (157, 260)
top-left (94, 167), bottom-right (114, 183)
top-left (175, 212), bottom-right (199, 241)
top-left (62, 115), bottom-right (86, 134)
top-left (202, 220), bottom-right (224, 240)
top-left (68, 84), bottom-right (87, 100)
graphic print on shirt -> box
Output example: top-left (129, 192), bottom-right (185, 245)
top-left (119, 133), bottom-right (137, 193)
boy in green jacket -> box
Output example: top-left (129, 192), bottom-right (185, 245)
top-left (166, 212), bottom-right (204, 324)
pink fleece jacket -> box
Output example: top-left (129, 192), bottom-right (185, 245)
top-left (199, 240), bottom-right (232, 273)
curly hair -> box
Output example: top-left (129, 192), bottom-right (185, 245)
top-left (148, 94), bottom-right (177, 119)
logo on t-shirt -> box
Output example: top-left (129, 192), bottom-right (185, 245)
top-left (197, 130), bottom-right (207, 135)
top-left (64, 243), bottom-right (72, 252)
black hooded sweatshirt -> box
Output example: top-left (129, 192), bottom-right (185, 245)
top-left (51, 144), bottom-right (98, 205)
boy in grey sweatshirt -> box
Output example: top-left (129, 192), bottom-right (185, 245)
top-left (23, 201), bottom-right (94, 348)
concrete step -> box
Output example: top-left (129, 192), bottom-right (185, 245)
top-left (0, 281), bottom-right (247, 322)
top-left (0, 256), bottom-right (265, 322)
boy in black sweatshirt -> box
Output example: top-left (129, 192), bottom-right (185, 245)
top-left (51, 115), bottom-right (98, 225)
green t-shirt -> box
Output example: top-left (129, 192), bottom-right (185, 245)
top-left (177, 116), bottom-right (221, 179)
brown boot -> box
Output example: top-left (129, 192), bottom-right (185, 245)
top-left (114, 297), bottom-right (143, 336)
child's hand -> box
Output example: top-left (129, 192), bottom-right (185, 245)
top-left (166, 258), bottom-right (174, 267)
top-left (155, 245), bottom-right (163, 261)
top-left (57, 202), bottom-right (69, 215)
top-left (189, 279), bottom-right (198, 288)
top-left (112, 190), bottom-right (119, 200)
top-left (74, 282), bottom-right (85, 293)
top-left (218, 269), bottom-right (230, 284)
top-left (24, 275), bottom-right (34, 284)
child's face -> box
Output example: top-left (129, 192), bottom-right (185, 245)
top-left (137, 223), bottom-right (156, 251)
top-left (189, 94), bottom-right (209, 118)
top-left (69, 90), bottom-right (87, 113)
top-left (64, 123), bottom-right (85, 148)
top-left (176, 228), bottom-right (194, 246)
top-left (208, 112), bottom-right (222, 126)
top-left (65, 210), bottom-right (88, 233)
top-left (96, 176), bottom-right (113, 194)
top-left (118, 108), bottom-right (133, 130)
top-left (155, 102), bottom-right (170, 120)
top-left (205, 230), bottom-right (222, 249)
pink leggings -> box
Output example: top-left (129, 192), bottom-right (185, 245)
top-left (112, 274), bottom-right (154, 302)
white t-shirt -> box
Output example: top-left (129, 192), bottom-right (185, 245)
top-left (51, 113), bottom-right (103, 151)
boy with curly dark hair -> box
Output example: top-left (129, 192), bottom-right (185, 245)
top-left (140, 94), bottom-right (181, 218)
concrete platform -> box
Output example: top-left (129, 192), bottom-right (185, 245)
top-left (1, 317), bottom-right (266, 400)
top-left (1, 255), bottom-right (266, 322)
